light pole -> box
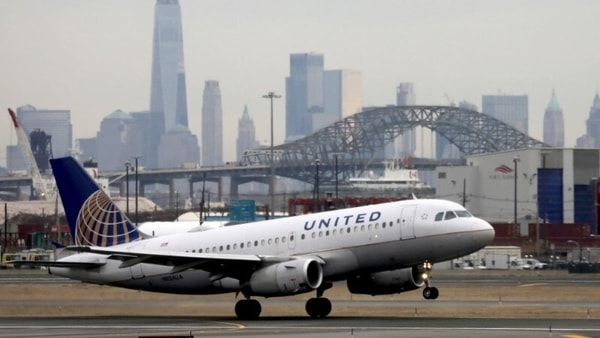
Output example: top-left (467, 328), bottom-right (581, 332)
top-left (567, 240), bottom-right (582, 262)
top-left (175, 190), bottom-right (179, 221)
top-left (334, 154), bottom-right (339, 208)
top-left (133, 156), bottom-right (142, 226)
top-left (262, 92), bottom-right (281, 218)
top-left (124, 161), bottom-right (130, 217)
top-left (314, 159), bottom-right (321, 212)
top-left (513, 156), bottom-right (519, 226)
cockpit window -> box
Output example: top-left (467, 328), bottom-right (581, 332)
top-left (455, 210), bottom-right (472, 217)
top-left (444, 211), bottom-right (457, 220)
top-left (434, 212), bottom-right (444, 221)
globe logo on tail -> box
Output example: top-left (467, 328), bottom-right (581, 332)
top-left (75, 190), bottom-right (139, 246)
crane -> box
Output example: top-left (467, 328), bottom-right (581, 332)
top-left (7, 108), bottom-right (54, 200)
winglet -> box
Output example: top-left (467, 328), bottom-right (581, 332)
top-left (50, 157), bottom-right (140, 246)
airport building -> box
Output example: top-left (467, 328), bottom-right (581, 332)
top-left (437, 148), bottom-right (599, 234)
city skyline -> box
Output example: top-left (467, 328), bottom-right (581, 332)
top-left (1, 1), bottom-right (600, 167)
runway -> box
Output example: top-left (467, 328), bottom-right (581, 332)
top-left (0, 316), bottom-right (599, 338)
top-left (1, 270), bottom-right (599, 337)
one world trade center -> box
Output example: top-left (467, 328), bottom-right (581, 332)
top-left (149, 0), bottom-right (188, 131)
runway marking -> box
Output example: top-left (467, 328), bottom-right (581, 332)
top-left (519, 283), bottom-right (548, 287)
top-left (562, 335), bottom-right (592, 338)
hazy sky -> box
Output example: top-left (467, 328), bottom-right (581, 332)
top-left (1, 0), bottom-right (599, 167)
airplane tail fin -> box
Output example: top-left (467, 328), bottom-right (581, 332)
top-left (50, 157), bottom-right (140, 246)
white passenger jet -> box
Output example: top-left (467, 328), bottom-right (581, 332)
top-left (24, 157), bottom-right (494, 319)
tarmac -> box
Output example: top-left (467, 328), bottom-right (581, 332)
top-left (0, 269), bottom-right (599, 337)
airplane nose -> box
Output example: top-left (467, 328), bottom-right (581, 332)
top-left (472, 218), bottom-right (495, 246)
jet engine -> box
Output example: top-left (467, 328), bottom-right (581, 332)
top-left (248, 258), bottom-right (323, 296)
top-left (346, 266), bottom-right (426, 295)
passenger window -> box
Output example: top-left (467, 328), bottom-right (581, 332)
top-left (290, 235), bottom-right (294, 241)
top-left (435, 212), bottom-right (444, 221)
top-left (301, 234), bottom-right (305, 240)
top-left (444, 211), bottom-right (457, 220)
top-left (268, 239), bottom-right (272, 245)
top-left (254, 241), bottom-right (258, 247)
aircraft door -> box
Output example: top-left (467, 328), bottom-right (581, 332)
top-left (288, 231), bottom-right (296, 250)
top-left (399, 205), bottom-right (417, 240)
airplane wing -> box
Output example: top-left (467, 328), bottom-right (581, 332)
top-left (66, 245), bottom-right (305, 276)
top-left (10, 260), bottom-right (106, 269)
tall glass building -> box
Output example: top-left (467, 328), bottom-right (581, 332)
top-left (481, 94), bottom-right (529, 134)
top-left (15, 105), bottom-right (72, 172)
top-left (285, 53), bottom-right (324, 142)
top-left (393, 83), bottom-right (417, 157)
top-left (149, 0), bottom-right (189, 132)
top-left (201, 80), bottom-right (223, 166)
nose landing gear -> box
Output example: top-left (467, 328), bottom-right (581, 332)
top-left (420, 261), bottom-right (439, 300)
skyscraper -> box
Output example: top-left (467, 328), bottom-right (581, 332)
top-left (201, 80), bottom-right (223, 166)
top-left (576, 93), bottom-right (600, 148)
top-left (149, 0), bottom-right (188, 132)
top-left (285, 53), bottom-right (324, 142)
top-left (96, 110), bottom-right (137, 171)
top-left (322, 69), bottom-right (362, 126)
top-left (543, 89), bottom-right (564, 147)
top-left (436, 100), bottom-right (477, 159)
top-left (16, 105), bottom-right (72, 171)
top-left (236, 105), bottom-right (259, 162)
top-left (394, 83), bottom-right (416, 157)
top-left (481, 94), bottom-right (528, 134)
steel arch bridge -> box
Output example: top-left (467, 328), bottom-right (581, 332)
top-left (243, 105), bottom-right (548, 185)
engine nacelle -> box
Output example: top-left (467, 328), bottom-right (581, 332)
top-left (346, 266), bottom-right (426, 295)
top-left (248, 258), bottom-right (323, 296)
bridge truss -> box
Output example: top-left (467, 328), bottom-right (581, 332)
top-left (243, 105), bottom-right (548, 185)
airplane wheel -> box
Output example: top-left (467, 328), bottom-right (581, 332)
top-left (235, 299), bottom-right (262, 319)
top-left (423, 287), bottom-right (439, 300)
top-left (306, 297), bottom-right (331, 318)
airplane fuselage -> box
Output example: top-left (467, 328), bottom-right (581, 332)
top-left (50, 199), bottom-right (493, 296)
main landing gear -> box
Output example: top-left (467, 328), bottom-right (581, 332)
top-left (421, 261), bottom-right (439, 300)
top-left (235, 299), bottom-right (262, 320)
top-left (234, 283), bottom-right (334, 319)
top-left (305, 282), bottom-right (333, 318)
